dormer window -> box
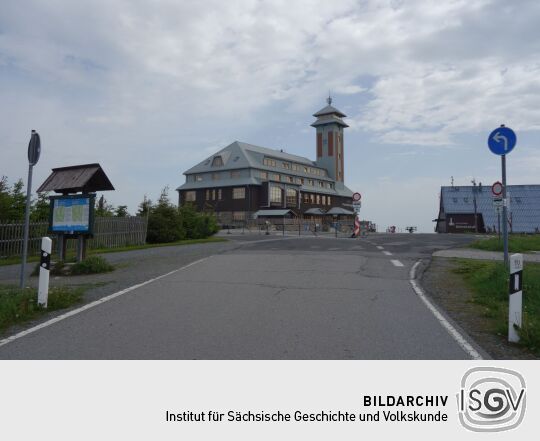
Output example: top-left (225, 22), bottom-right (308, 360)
top-left (211, 156), bottom-right (224, 167)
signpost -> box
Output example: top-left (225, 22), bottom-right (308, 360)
top-left (487, 125), bottom-right (516, 267)
top-left (352, 193), bottom-right (361, 237)
top-left (20, 130), bottom-right (41, 288)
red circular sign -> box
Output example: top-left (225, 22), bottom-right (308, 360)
top-left (491, 181), bottom-right (503, 196)
top-left (352, 192), bottom-right (361, 202)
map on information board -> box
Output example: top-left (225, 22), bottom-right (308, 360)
top-left (51, 196), bottom-right (91, 232)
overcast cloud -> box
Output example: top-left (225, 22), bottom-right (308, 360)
top-left (1, 0), bottom-right (539, 231)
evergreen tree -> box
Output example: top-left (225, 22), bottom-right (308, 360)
top-left (95, 194), bottom-right (115, 217)
top-left (137, 195), bottom-right (153, 217)
top-left (0, 176), bottom-right (10, 220)
top-left (30, 192), bottom-right (51, 221)
top-left (9, 179), bottom-right (26, 220)
top-left (114, 205), bottom-right (129, 217)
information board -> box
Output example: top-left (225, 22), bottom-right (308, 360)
top-left (49, 195), bottom-right (95, 234)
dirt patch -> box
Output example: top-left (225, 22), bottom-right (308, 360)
top-left (420, 257), bottom-right (537, 360)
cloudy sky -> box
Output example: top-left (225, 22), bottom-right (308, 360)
top-left (1, 0), bottom-right (539, 232)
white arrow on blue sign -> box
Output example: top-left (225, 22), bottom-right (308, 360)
top-left (488, 126), bottom-right (516, 155)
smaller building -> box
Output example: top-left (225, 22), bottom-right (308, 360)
top-left (435, 185), bottom-right (540, 233)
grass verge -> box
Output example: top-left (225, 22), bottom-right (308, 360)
top-left (452, 259), bottom-right (540, 354)
top-left (0, 284), bottom-right (84, 334)
top-left (0, 236), bottom-right (228, 267)
top-left (469, 234), bottom-right (540, 253)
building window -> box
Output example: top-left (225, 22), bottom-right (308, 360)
top-left (295, 177), bottom-right (302, 184)
top-left (272, 174), bottom-right (280, 181)
top-left (303, 193), bottom-right (309, 203)
top-left (303, 166), bottom-right (308, 173)
top-left (316, 194), bottom-right (321, 205)
top-left (292, 164), bottom-right (299, 171)
top-left (211, 156), bottom-right (223, 167)
top-left (185, 191), bottom-right (196, 202)
top-left (300, 178), bottom-right (305, 185)
top-left (322, 195), bottom-right (326, 205)
top-left (327, 196), bottom-right (331, 205)
top-left (212, 172), bottom-right (220, 180)
top-left (309, 194), bottom-right (314, 204)
top-left (318, 181), bottom-right (324, 187)
top-left (286, 176), bottom-right (294, 183)
top-left (212, 189), bottom-right (216, 200)
top-left (195, 175), bottom-right (203, 182)
top-left (326, 182), bottom-right (332, 189)
top-left (308, 179), bottom-right (314, 186)
top-left (282, 162), bottom-right (290, 169)
top-left (230, 170), bottom-right (241, 179)
top-left (218, 189), bottom-right (222, 200)
top-left (270, 186), bottom-right (282, 203)
top-left (328, 131), bottom-right (334, 156)
top-left (286, 188), bottom-right (296, 206)
top-left (232, 212), bottom-right (245, 221)
top-left (205, 189), bottom-right (210, 201)
top-left (259, 171), bottom-right (268, 179)
top-left (233, 187), bottom-right (245, 199)
top-left (263, 158), bottom-right (276, 167)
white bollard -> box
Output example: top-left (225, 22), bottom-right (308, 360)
top-left (508, 253), bottom-right (523, 343)
top-left (38, 237), bottom-right (52, 308)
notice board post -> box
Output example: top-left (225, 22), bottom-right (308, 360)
top-left (37, 163), bottom-right (114, 263)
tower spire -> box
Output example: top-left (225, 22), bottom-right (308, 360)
top-left (327, 92), bottom-right (332, 105)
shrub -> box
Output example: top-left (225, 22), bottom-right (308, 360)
top-left (146, 187), bottom-right (185, 243)
top-left (179, 204), bottom-right (219, 239)
top-left (70, 256), bottom-right (114, 275)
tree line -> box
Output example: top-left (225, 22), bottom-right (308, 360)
top-left (0, 176), bottom-right (218, 242)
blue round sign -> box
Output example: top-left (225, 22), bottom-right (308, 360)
top-left (488, 126), bottom-right (516, 155)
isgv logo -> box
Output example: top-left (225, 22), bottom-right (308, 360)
top-left (457, 367), bottom-right (526, 432)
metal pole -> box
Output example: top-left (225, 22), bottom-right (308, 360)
top-left (19, 163), bottom-right (33, 288)
top-left (502, 155), bottom-right (509, 267)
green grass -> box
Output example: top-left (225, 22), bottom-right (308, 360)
top-left (453, 259), bottom-right (540, 353)
top-left (70, 256), bottom-right (114, 275)
top-left (469, 234), bottom-right (540, 253)
top-left (0, 284), bottom-right (84, 333)
top-left (0, 237), bottom-right (228, 267)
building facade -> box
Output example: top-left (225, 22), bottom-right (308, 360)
top-left (435, 184), bottom-right (540, 233)
top-left (177, 98), bottom-right (355, 224)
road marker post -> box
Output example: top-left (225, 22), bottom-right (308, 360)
top-left (508, 253), bottom-right (523, 343)
top-left (38, 237), bottom-right (52, 308)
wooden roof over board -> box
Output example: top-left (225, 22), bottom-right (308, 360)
top-left (37, 163), bottom-right (114, 194)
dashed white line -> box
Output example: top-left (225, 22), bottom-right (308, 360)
top-left (0, 257), bottom-right (210, 350)
top-left (382, 250), bottom-right (393, 256)
top-left (376, 246), bottom-right (384, 250)
top-left (391, 259), bottom-right (404, 267)
top-left (409, 261), bottom-right (483, 360)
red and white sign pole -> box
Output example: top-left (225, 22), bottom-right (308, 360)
top-left (352, 193), bottom-right (362, 237)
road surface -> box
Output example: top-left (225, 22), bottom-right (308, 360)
top-left (0, 233), bottom-right (485, 359)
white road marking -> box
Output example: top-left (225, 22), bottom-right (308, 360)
top-left (0, 257), bottom-right (210, 350)
top-left (382, 250), bottom-right (392, 256)
top-left (391, 259), bottom-right (404, 267)
top-left (409, 261), bottom-right (483, 360)
top-left (376, 246), bottom-right (384, 250)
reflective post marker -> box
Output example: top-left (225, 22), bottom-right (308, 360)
top-left (38, 237), bottom-right (52, 308)
top-left (508, 253), bottom-right (523, 343)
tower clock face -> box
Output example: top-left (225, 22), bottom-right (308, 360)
top-left (352, 192), bottom-right (361, 202)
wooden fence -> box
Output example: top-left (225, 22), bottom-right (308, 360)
top-left (0, 217), bottom-right (148, 259)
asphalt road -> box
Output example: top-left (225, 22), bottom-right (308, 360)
top-left (0, 233), bottom-right (483, 359)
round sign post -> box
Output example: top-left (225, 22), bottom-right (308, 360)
top-left (20, 130), bottom-right (41, 289)
top-left (491, 181), bottom-right (503, 196)
top-left (487, 125), bottom-right (516, 270)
